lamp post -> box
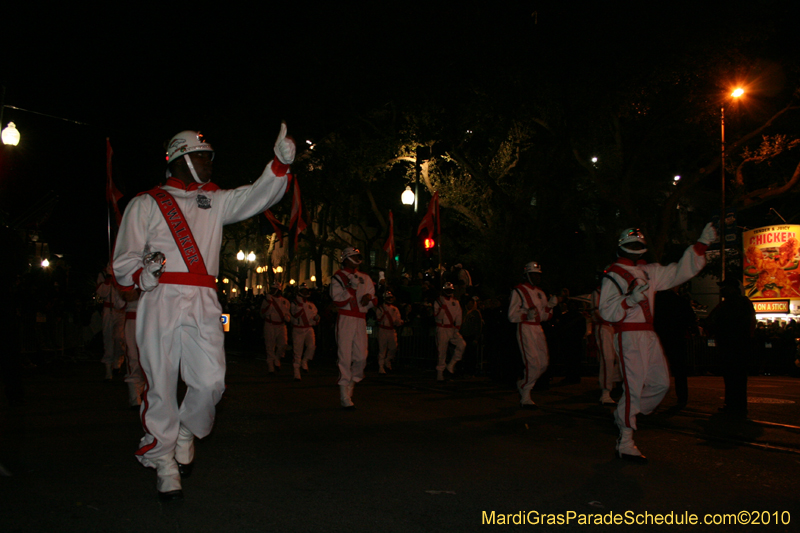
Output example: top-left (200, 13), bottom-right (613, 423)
top-left (720, 87), bottom-right (745, 283)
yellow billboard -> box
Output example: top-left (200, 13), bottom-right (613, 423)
top-left (743, 225), bottom-right (800, 299)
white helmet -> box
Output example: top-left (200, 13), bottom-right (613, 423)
top-left (166, 131), bottom-right (214, 164)
top-left (618, 228), bottom-right (647, 254)
top-left (340, 247), bottom-right (362, 265)
top-left (524, 261), bottom-right (542, 274)
top-left (442, 282), bottom-right (454, 292)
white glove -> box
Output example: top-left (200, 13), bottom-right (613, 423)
top-left (698, 222), bottom-right (717, 245)
top-left (273, 122), bottom-right (296, 165)
top-left (140, 250), bottom-right (165, 292)
top-left (526, 308), bottom-right (539, 321)
top-left (547, 295), bottom-right (559, 308)
top-left (629, 282), bottom-right (649, 305)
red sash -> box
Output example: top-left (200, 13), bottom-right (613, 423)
top-left (145, 188), bottom-right (209, 276)
top-left (380, 305), bottom-right (396, 330)
top-left (293, 300), bottom-right (312, 327)
top-left (333, 270), bottom-right (365, 319)
top-left (265, 298), bottom-right (288, 324)
top-left (514, 284), bottom-right (542, 325)
top-left (607, 263), bottom-right (653, 324)
top-left (436, 297), bottom-right (457, 328)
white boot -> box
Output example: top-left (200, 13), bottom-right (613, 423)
top-left (293, 367), bottom-right (302, 381)
top-left (436, 370), bottom-right (444, 382)
top-left (385, 360), bottom-right (392, 371)
top-left (617, 428), bottom-right (646, 463)
top-left (175, 425), bottom-right (195, 478)
top-left (599, 389), bottom-right (616, 405)
top-left (267, 359), bottom-right (275, 373)
top-left (379, 365), bottom-right (386, 374)
top-left (340, 385), bottom-right (354, 408)
top-left (446, 360), bottom-right (457, 373)
top-left (104, 363), bottom-right (113, 381)
top-left (153, 455), bottom-right (182, 500)
top-left (301, 359), bottom-right (309, 372)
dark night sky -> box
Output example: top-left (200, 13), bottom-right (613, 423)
top-left (0, 1), bottom-right (797, 284)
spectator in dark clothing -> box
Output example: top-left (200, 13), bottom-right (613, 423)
top-left (707, 277), bottom-right (756, 417)
top-left (654, 285), bottom-right (698, 407)
top-left (460, 297), bottom-right (484, 374)
top-left (555, 299), bottom-right (586, 385)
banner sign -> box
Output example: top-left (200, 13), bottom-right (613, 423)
top-left (743, 225), bottom-right (800, 300)
top-left (752, 300), bottom-right (790, 314)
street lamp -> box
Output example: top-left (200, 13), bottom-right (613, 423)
top-left (720, 87), bottom-right (745, 283)
top-left (401, 186), bottom-right (415, 206)
top-left (1, 122), bottom-right (19, 146)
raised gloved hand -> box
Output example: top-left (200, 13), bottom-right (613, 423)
top-left (547, 295), bottom-right (559, 308)
top-left (274, 122), bottom-right (296, 165)
top-left (698, 222), bottom-right (717, 245)
top-left (629, 282), bottom-right (650, 305)
top-left (140, 250), bottom-right (166, 292)
top-left (526, 308), bottom-right (540, 321)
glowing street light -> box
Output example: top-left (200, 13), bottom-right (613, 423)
top-left (1, 122), bottom-right (20, 146)
top-left (236, 250), bottom-right (245, 261)
top-left (247, 251), bottom-right (256, 262)
top-left (401, 186), bottom-right (415, 206)
top-left (41, 258), bottom-right (50, 268)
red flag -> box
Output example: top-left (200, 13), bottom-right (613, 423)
top-left (263, 210), bottom-right (284, 248)
top-left (288, 176), bottom-right (307, 248)
top-left (383, 210), bottom-right (395, 258)
top-left (105, 138), bottom-right (123, 226)
top-left (417, 191), bottom-right (439, 237)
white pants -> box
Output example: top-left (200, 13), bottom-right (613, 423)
top-left (516, 323), bottom-right (548, 392)
top-left (336, 315), bottom-right (367, 385)
top-left (435, 327), bottom-right (466, 371)
top-left (377, 328), bottom-right (397, 368)
top-left (135, 285), bottom-right (225, 466)
top-left (292, 327), bottom-right (315, 369)
top-left (264, 323), bottom-right (287, 367)
top-left (596, 323), bottom-right (620, 390)
top-left (124, 318), bottom-right (145, 406)
top-left (614, 330), bottom-right (670, 430)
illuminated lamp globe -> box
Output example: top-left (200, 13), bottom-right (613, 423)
top-left (41, 258), bottom-right (50, 268)
top-left (2, 122), bottom-right (20, 146)
top-left (401, 186), bottom-right (415, 206)
top-left (236, 250), bottom-right (245, 261)
top-left (247, 251), bottom-right (256, 262)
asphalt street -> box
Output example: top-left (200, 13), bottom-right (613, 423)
top-left (1, 352), bottom-right (799, 532)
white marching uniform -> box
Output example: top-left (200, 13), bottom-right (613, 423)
top-left (375, 303), bottom-right (402, 371)
top-left (290, 297), bottom-right (319, 379)
top-left (113, 167), bottom-right (287, 468)
top-left (331, 268), bottom-right (376, 386)
top-left (124, 297), bottom-right (145, 407)
top-left (261, 294), bottom-right (290, 372)
top-left (96, 272), bottom-right (127, 372)
top-left (598, 244), bottom-right (706, 431)
top-left (592, 287), bottom-right (620, 397)
top-left (508, 283), bottom-right (553, 400)
top-left (434, 295), bottom-right (466, 372)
